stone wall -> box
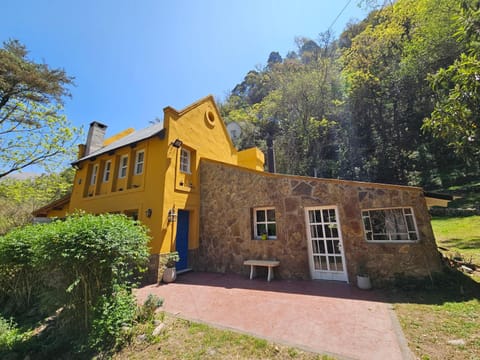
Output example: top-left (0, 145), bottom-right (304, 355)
top-left (194, 160), bottom-right (442, 286)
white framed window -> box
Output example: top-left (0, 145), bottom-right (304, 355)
top-left (362, 207), bottom-right (419, 242)
top-left (134, 150), bottom-right (145, 175)
top-left (119, 155), bottom-right (128, 178)
top-left (180, 148), bottom-right (191, 174)
top-left (90, 164), bottom-right (98, 185)
top-left (253, 207), bottom-right (277, 240)
top-left (103, 160), bottom-right (111, 182)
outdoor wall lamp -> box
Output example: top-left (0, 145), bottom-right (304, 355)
top-left (145, 208), bottom-right (153, 218)
top-left (168, 208), bottom-right (177, 222)
top-left (171, 139), bottom-right (183, 148)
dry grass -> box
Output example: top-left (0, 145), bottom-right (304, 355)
top-left (114, 314), bottom-right (334, 360)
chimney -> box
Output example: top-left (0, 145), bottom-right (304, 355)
top-left (85, 121), bottom-right (107, 156)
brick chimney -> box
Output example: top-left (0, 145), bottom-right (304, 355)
top-left (85, 121), bottom-right (107, 156)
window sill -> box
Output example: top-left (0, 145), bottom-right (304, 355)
top-left (365, 240), bottom-right (419, 244)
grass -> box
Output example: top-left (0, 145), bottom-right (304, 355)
top-left (391, 215), bottom-right (480, 360)
top-left (114, 314), bottom-right (333, 360)
top-left (431, 216), bottom-right (480, 274)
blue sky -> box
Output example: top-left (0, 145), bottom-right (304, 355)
top-left (1, 0), bottom-right (367, 139)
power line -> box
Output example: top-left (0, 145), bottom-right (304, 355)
top-left (328, 0), bottom-right (353, 32)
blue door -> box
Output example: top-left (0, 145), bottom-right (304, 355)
top-left (175, 210), bottom-right (189, 271)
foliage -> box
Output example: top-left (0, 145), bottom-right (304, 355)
top-left (0, 213), bottom-right (150, 355)
top-left (165, 251), bottom-right (179, 268)
top-left (0, 39), bottom-right (80, 178)
top-left (0, 316), bottom-right (24, 351)
top-left (136, 294), bottom-right (164, 323)
top-left (36, 213), bottom-right (150, 331)
top-left (88, 286), bottom-right (137, 352)
top-left (0, 224), bottom-right (43, 313)
top-left (0, 168), bottom-right (74, 234)
top-left (221, 0), bottom-right (479, 187)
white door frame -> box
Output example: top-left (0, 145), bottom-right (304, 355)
top-left (304, 206), bottom-right (349, 282)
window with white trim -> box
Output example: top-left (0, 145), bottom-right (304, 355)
top-left (362, 207), bottom-right (419, 242)
top-left (180, 148), bottom-right (191, 174)
top-left (119, 155), bottom-right (128, 178)
top-left (103, 160), bottom-right (111, 182)
top-left (90, 164), bottom-right (98, 185)
top-left (253, 208), bottom-right (277, 239)
top-left (134, 150), bottom-right (145, 175)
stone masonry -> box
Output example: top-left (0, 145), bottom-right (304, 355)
top-left (194, 160), bottom-right (442, 286)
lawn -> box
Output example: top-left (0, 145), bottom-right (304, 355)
top-left (431, 216), bottom-right (480, 268)
top-left (114, 314), bottom-right (332, 360)
top-left (392, 215), bottom-right (480, 360)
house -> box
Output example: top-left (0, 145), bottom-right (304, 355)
top-left (34, 95), bottom-right (443, 285)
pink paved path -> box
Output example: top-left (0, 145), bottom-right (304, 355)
top-left (136, 272), bottom-right (412, 360)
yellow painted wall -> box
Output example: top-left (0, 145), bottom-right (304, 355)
top-left (66, 96), bottom-right (264, 258)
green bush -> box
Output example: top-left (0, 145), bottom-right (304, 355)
top-left (136, 294), bottom-right (164, 323)
top-left (0, 316), bottom-right (23, 351)
top-left (88, 285), bottom-right (137, 352)
top-left (0, 224), bottom-right (46, 313)
top-left (0, 212), bottom-right (151, 354)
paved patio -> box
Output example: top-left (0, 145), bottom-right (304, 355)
top-left (136, 272), bottom-right (412, 360)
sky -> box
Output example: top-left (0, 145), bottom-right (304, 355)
top-left (1, 0), bottom-right (368, 140)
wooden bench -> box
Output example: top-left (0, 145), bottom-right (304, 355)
top-left (243, 259), bottom-right (280, 282)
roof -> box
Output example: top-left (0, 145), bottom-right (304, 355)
top-left (32, 194), bottom-right (71, 217)
top-left (72, 95), bottom-right (220, 165)
top-left (73, 122), bottom-right (165, 165)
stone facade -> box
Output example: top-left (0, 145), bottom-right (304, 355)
top-left (194, 160), bottom-right (442, 286)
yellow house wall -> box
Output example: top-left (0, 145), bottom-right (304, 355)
top-left (69, 137), bottom-right (169, 255)
top-left (45, 207), bottom-right (68, 218)
top-left (160, 99), bottom-right (242, 255)
top-left (237, 147), bottom-right (265, 171)
top-left (67, 96), bottom-right (264, 259)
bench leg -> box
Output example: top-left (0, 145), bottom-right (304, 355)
top-left (267, 266), bottom-right (274, 282)
top-left (249, 265), bottom-right (256, 280)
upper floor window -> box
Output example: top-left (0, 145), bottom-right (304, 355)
top-left (119, 155), bottom-right (128, 178)
top-left (90, 164), bottom-right (99, 185)
top-left (362, 207), bottom-right (419, 242)
top-left (253, 207), bottom-right (277, 240)
top-left (180, 148), bottom-right (191, 174)
top-left (134, 150), bottom-right (145, 175)
top-left (103, 160), bottom-right (111, 182)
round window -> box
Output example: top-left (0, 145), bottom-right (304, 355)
top-left (205, 110), bottom-right (215, 127)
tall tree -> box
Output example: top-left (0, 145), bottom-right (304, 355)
top-left (423, 0), bottom-right (480, 165)
top-left (0, 39), bottom-right (79, 178)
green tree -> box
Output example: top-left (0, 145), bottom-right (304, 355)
top-left (0, 39), bottom-right (79, 178)
top-left (0, 168), bottom-right (74, 234)
top-left (423, 0), bottom-right (480, 164)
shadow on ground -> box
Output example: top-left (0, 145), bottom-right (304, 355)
top-left (152, 267), bottom-right (479, 306)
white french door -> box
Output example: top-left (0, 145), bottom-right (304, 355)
top-left (305, 206), bottom-right (348, 282)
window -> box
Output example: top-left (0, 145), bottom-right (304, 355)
top-left (253, 208), bottom-right (277, 239)
top-left (119, 155), bottom-right (128, 178)
top-left (362, 207), bottom-right (419, 242)
top-left (103, 160), bottom-right (111, 182)
top-left (90, 164), bottom-right (98, 185)
top-left (180, 148), bottom-right (191, 173)
top-left (134, 150), bottom-right (145, 175)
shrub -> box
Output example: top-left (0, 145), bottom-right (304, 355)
top-left (36, 213), bottom-right (150, 332)
top-left (136, 294), bottom-right (164, 323)
top-left (0, 316), bottom-right (23, 351)
top-left (0, 212), bottom-right (151, 354)
top-left (88, 285), bottom-right (137, 352)
top-left (0, 224), bottom-right (46, 313)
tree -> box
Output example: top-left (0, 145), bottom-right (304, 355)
top-left (0, 168), bottom-right (74, 234)
top-left (423, 0), bottom-right (480, 164)
top-left (0, 39), bottom-right (79, 178)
